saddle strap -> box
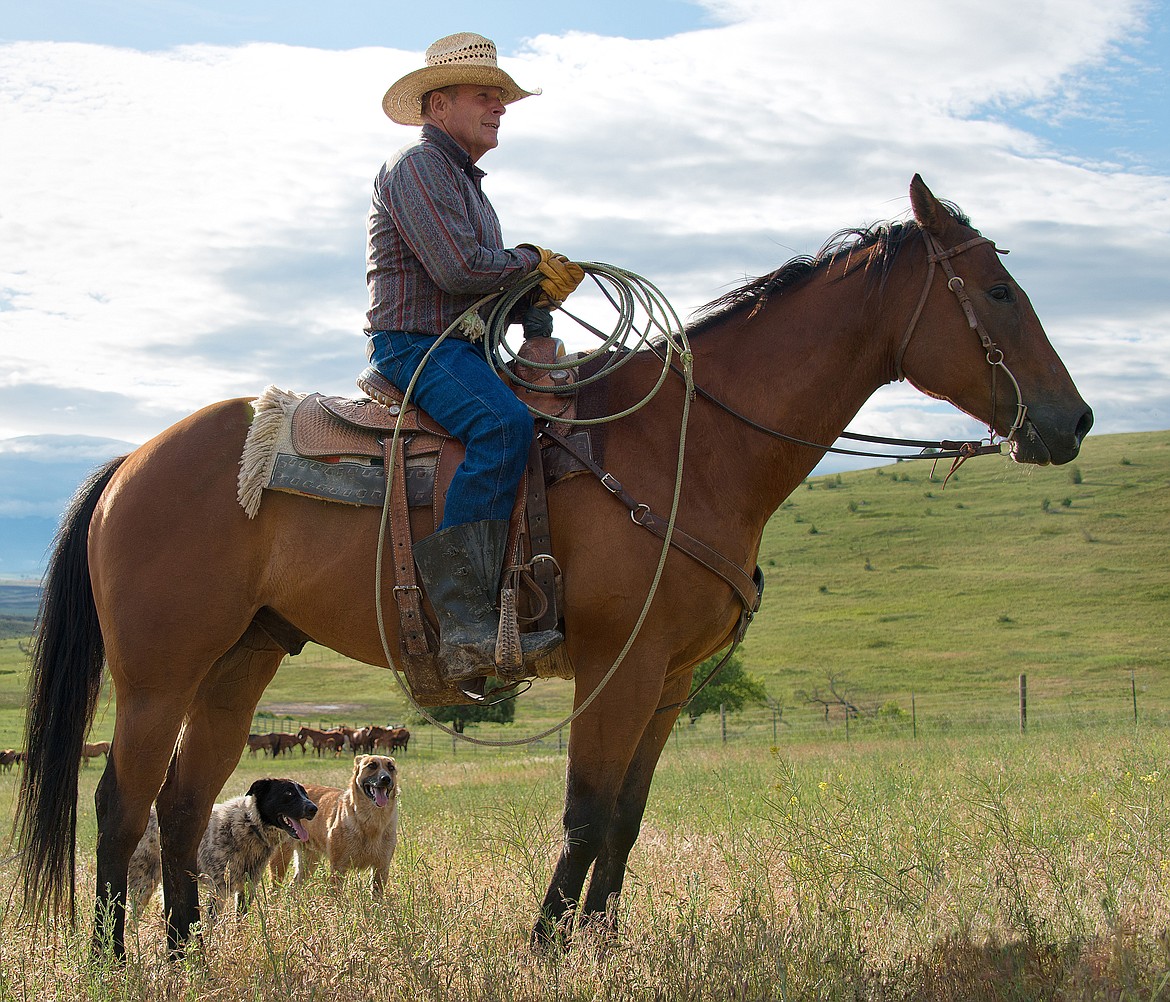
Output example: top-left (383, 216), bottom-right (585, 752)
top-left (541, 428), bottom-right (764, 618)
top-left (525, 433), bottom-right (559, 631)
top-left (385, 437), bottom-right (430, 656)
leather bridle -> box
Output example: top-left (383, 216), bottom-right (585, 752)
top-left (894, 229), bottom-right (1029, 448)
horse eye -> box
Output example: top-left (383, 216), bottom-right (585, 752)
top-left (988, 284), bottom-right (1014, 303)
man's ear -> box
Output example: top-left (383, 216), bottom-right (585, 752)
top-left (423, 88), bottom-right (450, 122)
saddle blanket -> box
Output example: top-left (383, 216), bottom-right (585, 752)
top-left (268, 452), bottom-right (436, 509)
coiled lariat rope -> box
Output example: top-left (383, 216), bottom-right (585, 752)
top-left (372, 263), bottom-right (694, 747)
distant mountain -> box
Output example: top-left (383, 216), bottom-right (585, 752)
top-left (0, 435), bottom-right (138, 580)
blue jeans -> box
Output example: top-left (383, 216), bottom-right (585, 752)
top-left (367, 331), bottom-right (532, 529)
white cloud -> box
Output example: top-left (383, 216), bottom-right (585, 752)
top-left (1, 1), bottom-right (1167, 448)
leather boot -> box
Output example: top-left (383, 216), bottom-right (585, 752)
top-left (413, 520), bottom-right (563, 684)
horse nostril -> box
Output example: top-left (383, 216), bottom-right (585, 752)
top-left (1075, 408), bottom-right (1094, 446)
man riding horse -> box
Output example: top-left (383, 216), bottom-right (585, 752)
top-left (366, 32), bottom-right (585, 693)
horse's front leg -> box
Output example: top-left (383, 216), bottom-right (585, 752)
top-left (580, 670), bottom-right (688, 927)
top-left (533, 662), bottom-right (678, 949)
top-left (534, 762), bottom-right (609, 947)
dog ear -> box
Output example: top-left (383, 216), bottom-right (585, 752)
top-left (246, 778), bottom-right (272, 799)
top-left (354, 754), bottom-right (368, 770)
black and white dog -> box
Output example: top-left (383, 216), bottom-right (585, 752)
top-left (128, 777), bottom-right (317, 924)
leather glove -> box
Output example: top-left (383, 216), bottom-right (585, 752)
top-left (520, 245), bottom-right (585, 306)
top-left (520, 304), bottom-right (555, 339)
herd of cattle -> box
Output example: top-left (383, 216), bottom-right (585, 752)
top-left (0, 725), bottom-right (410, 773)
top-left (246, 724), bottom-right (411, 759)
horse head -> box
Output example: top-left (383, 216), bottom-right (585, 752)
top-left (900, 174), bottom-right (1093, 465)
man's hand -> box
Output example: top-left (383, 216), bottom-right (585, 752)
top-left (522, 245), bottom-right (585, 306)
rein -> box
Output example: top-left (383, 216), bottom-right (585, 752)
top-left (665, 228), bottom-right (1028, 478)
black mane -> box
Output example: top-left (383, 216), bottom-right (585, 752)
top-left (687, 201), bottom-right (971, 335)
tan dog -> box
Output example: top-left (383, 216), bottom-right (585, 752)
top-left (271, 754), bottom-right (399, 897)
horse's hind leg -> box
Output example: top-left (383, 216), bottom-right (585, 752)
top-left (155, 622), bottom-right (286, 953)
top-left (93, 689), bottom-right (194, 958)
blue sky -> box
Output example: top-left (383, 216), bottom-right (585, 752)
top-left (0, 0), bottom-right (714, 51)
top-left (1, 0), bottom-right (1168, 470)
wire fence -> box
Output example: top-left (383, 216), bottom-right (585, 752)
top-left (249, 670), bottom-right (1170, 761)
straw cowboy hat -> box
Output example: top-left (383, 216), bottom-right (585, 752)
top-left (382, 32), bottom-right (538, 126)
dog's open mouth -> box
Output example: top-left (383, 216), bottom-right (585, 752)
top-left (282, 816), bottom-right (310, 842)
top-left (362, 779), bottom-right (394, 808)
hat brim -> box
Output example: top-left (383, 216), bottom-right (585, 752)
top-left (382, 65), bottom-right (538, 125)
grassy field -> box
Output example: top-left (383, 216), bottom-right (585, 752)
top-left (0, 429), bottom-right (1166, 998)
top-left (0, 730), bottom-right (1167, 1000)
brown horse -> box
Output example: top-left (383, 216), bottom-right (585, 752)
top-left (15, 176), bottom-right (1091, 957)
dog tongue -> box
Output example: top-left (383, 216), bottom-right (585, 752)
top-left (375, 787), bottom-right (390, 808)
top-left (286, 816), bottom-right (310, 842)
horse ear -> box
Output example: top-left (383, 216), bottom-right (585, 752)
top-left (909, 174), bottom-right (945, 236)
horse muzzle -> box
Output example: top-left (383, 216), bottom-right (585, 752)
top-left (1009, 404), bottom-right (1093, 466)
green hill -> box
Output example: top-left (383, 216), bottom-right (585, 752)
top-left (0, 429), bottom-right (1165, 745)
top-left (750, 429), bottom-right (1169, 699)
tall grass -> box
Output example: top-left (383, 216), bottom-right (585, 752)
top-left (1, 727), bottom-right (1167, 1000)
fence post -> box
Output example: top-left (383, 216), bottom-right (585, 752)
top-left (1019, 673), bottom-right (1027, 733)
top-left (912, 693), bottom-right (917, 740)
top-left (720, 703), bottom-right (727, 744)
top-left (1131, 670), bottom-right (1138, 725)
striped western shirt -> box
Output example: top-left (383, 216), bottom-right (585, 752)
top-left (364, 124), bottom-right (539, 336)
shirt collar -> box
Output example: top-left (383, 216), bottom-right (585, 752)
top-left (421, 123), bottom-right (487, 191)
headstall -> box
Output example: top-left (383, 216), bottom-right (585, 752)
top-left (894, 230), bottom-right (1029, 457)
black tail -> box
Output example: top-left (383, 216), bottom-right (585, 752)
top-left (14, 455), bottom-right (127, 922)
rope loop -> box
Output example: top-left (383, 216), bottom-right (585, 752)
top-left (482, 263), bottom-right (689, 426)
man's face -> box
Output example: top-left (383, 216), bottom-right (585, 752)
top-left (434, 84), bottom-right (506, 162)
